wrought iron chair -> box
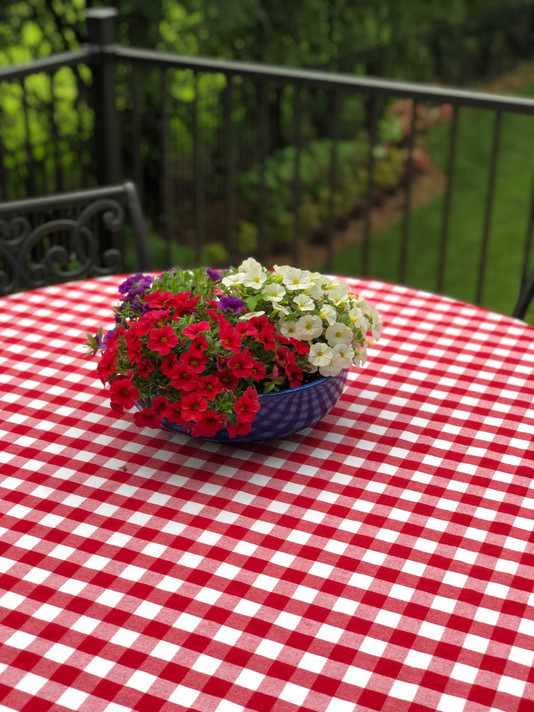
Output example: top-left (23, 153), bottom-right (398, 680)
top-left (512, 269), bottom-right (534, 320)
top-left (0, 181), bottom-right (153, 296)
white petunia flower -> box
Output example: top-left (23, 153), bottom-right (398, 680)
top-left (319, 352), bottom-right (344, 377)
top-left (268, 302), bottom-right (289, 317)
top-left (279, 319), bottom-right (299, 338)
top-left (308, 342), bottom-right (334, 367)
top-left (283, 267), bottom-right (313, 291)
top-left (347, 306), bottom-right (369, 332)
top-left (302, 283), bottom-right (323, 300)
top-left (322, 278), bottom-right (349, 295)
top-left (327, 288), bottom-right (350, 307)
top-left (238, 257), bottom-right (263, 272)
top-left (320, 277), bottom-right (338, 291)
top-left (262, 282), bottom-right (286, 302)
top-left (318, 303), bottom-right (337, 325)
top-left (353, 345), bottom-right (368, 366)
top-left (222, 272), bottom-right (243, 287)
top-left (271, 304), bottom-right (289, 317)
top-left (333, 343), bottom-right (354, 369)
top-left (368, 307), bottom-right (383, 340)
top-left (293, 294), bottom-right (315, 312)
top-left (325, 322), bottom-right (353, 346)
top-left (273, 264), bottom-right (291, 279)
top-left (310, 271), bottom-right (330, 286)
top-left (239, 310), bottom-right (266, 320)
top-left (241, 264), bottom-right (268, 289)
top-left (294, 315), bottom-right (323, 340)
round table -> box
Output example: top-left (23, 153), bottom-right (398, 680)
top-left (0, 275), bottom-right (533, 712)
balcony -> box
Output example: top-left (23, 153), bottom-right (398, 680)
top-left (1, 7), bottom-right (533, 315)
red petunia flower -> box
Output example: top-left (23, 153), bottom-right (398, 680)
top-left (97, 350), bottom-right (117, 384)
top-left (182, 321), bottom-right (210, 338)
top-left (219, 325), bottom-right (241, 353)
top-left (228, 420), bottom-right (253, 438)
top-left (137, 358), bottom-right (154, 378)
top-left (145, 290), bottom-right (200, 313)
top-left (102, 325), bottom-right (125, 352)
top-left (169, 363), bottom-right (197, 391)
top-left (172, 293), bottom-right (201, 312)
top-left (289, 337), bottom-right (310, 355)
top-left (245, 315), bottom-right (276, 350)
top-left (275, 345), bottom-right (291, 365)
top-left (205, 308), bottom-right (226, 325)
top-left (163, 400), bottom-right (185, 425)
top-left (191, 410), bottom-right (227, 438)
top-left (152, 395), bottom-right (169, 416)
top-left (161, 353), bottom-right (177, 377)
top-left (143, 289), bottom-right (169, 308)
top-left (180, 392), bottom-right (208, 422)
top-left (147, 326), bottom-right (178, 355)
top-left (136, 309), bottom-right (170, 336)
top-left (166, 292), bottom-right (201, 317)
top-left (234, 386), bottom-right (260, 424)
top-left (235, 321), bottom-right (257, 338)
top-left (179, 349), bottom-right (208, 374)
top-left (286, 361), bottom-right (304, 389)
top-left (216, 354), bottom-right (230, 371)
top-left (133, 407), bottom-right (160, 429)
top-left (250, 359), bottom-right (266, 381)
top-left (197, 375), bottom-right (224, 400)
top-left (250, 315), bottom-right (271, 330)
top-left (228, 351), bottom-right (253, 379)
top-left (190, 335), bottom-right (209, 353)
top-left (125, 331), bottom-right (143, 364)
top-left (109, 377), bottom-right (140, 410)
top-left (217, 369), bottom-right (239, 390)
top-left (257, 323), bottom-right (277, 351)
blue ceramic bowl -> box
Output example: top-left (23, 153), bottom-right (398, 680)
top-left (158, 369), bottom-right (348, 443)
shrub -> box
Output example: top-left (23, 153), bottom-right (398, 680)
top-left (237, 127), bottom-right (407, 245)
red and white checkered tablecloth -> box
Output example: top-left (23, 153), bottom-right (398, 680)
top-left (0, 275), bottom-right (533, 712)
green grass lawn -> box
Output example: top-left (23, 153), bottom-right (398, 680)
top-left (328, 84), bottom-right (534, 315)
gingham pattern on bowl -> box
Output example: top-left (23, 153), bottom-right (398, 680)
top-left (157, 370), bottom-right (349, 442)
top-left (0, 275), bottom-right (533, 712)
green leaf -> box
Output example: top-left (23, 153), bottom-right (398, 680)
top-left (245, 295), bottom-right (261, 311)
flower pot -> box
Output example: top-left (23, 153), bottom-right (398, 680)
top-left (158, 369), bottom-right (349, 443)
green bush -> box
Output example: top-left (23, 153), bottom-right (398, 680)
top-left (124, 229), bottom-right (195, 272)
top-left (235, 220), bottom-right (259, 255)
top-left (201, 241), bottom-right (229, 267)
top-left (237, 130), bottom-right (406, 242)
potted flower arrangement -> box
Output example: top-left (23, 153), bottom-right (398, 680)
top-left (86, 258), bottom-right (381, 441)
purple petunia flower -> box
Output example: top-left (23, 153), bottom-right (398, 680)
top-left (218, 296), bottom-right (246, 314)
top-left (206, 267), bottom-right (223, 282)
top-left (119, 273), bottom-right (154, 302)
top-left (102, 327), bottom-right (117, 347)
top-left (129, 296), bottom-right (146, 313)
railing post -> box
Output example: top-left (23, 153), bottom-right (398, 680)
top-left (86, 7), bottom-right (122, 185)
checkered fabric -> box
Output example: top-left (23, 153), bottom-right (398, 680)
top-left (0, 275), bottom-right (533, 712)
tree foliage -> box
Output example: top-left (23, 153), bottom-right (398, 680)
top-left (2, 0), bottom-right (530, 77)
top-left (0, 0), bottom-right (168, 66)
top-left (173, 0), bottom-right (531, 77)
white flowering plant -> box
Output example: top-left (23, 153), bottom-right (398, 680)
top-left (87, 258), bottom-right (381, 438)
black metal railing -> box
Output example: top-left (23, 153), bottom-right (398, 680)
top-left (1, 7), bottom-right (533, 315)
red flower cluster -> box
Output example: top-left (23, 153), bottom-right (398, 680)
top-left (97, 281), bottom-right (310, 439)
